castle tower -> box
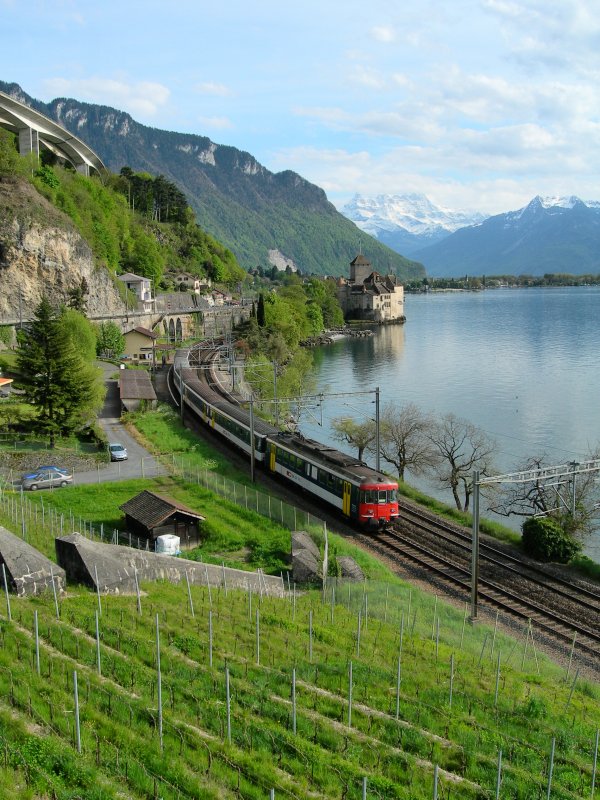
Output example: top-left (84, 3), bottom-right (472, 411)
top-left (349, 254), bottom-right (373, 285)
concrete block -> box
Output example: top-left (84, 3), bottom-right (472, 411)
top-left (0, 525), bottom-right (65, 596)
top-left (56, 533), bottom-right (285, 596)
top-left (336, 556), bottom-right (365, 582)
top-left (291, 530), bottom-right (322, 585)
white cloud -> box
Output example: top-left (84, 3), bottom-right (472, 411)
top-left (392, 73), bottom-right (412, 89)
top-left (195, 81), bottom-right (233, 97)
top-left (271, 100), bottom-right (600, 214)
top-left (42, 77), bottom-right (170, 116)
top-left (294, 103), bottom-right (444, 142)
top-left (483, 0), bottom-right (600, 73)
top-left (347, 64), bottom-right (386, 90)
top-left (371, 25), bottom-right (396, 43)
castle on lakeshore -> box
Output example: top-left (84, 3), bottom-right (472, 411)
top-left (337, 254), bottom-right (405, 323)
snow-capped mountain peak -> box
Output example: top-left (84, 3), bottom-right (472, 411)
top-left (342, 192), bottom-right (485, 237)
top-left (340, 193), bottom-right (487, 256)
top-left (537, 195), bottom-right (581, 210)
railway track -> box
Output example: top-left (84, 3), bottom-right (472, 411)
top-left (399, 506), bottom-right (600, 611)
top-left (378, 509), bottom-right (600, 661)
top-left (169, 342), bottom-right (600, 669)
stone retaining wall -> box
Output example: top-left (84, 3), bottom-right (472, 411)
top-left (56, 533), bottom-right (286, 596)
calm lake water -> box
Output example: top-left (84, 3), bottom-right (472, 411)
top-left (300, 286), bottom-right (600, 559)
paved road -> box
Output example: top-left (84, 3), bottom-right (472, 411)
top-left (74, 364), bottom-right (167, 485)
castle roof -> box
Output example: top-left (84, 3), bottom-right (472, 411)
top-left (350, 254), bottom-right (372, 267)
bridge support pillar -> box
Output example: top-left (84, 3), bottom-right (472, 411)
top-left (76, 162), bottom-right (90, 177)
top-left (18, 126), bottom-right (39, 160)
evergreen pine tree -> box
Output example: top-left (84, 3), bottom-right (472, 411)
top-left (17, 297), bottom-right (98, 447)
top-left (257, 293), bottom-right (266, 327)
top-left (67, 277), bottom-right (89, 313)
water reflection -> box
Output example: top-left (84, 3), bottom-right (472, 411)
top-left (299, 287), bottom-right (600, 560)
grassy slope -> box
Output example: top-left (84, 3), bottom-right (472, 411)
top-left (0, 407), bottom-right (597, 797)
top-left (0, 558), bottom-right (597, 799)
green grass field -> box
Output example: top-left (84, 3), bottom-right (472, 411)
top-left (0, 405), bottom-right (597, 797)
top-left (0, 568), bottom-right (596, 799)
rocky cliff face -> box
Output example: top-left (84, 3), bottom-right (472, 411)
top-left (0, 178), bottom-right (126, 321)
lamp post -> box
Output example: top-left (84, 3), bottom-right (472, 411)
top-left (375, 386), bottom-right (380, 472)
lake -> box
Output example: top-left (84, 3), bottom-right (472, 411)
top-left (299, 286), bottom-right (600, 560)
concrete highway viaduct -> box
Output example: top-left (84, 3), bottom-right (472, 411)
top-left (0, 89), bottom-right (104, 176)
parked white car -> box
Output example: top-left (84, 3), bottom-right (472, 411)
top-left (22, 470), bottom-right (73, 491)
top-left (109, 443), bottom-right (128, 461)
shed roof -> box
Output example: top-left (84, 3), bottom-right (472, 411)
top-left (120, 490), bottom-right (205, 529)
top-left (119, 370), bottom-right (158, 401)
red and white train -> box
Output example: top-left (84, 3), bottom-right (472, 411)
top-left (171, 348), bottom-right (399, 529)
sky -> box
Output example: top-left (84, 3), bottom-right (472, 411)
top-left (1, 0), bottom-right (600, 215)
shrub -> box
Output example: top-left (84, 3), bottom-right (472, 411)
top-left (34, 164), bottom-right (59, 189)
top-left (521, 516), bottom-right (581, 563)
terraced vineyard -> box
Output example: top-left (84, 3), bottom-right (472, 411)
top-left (0, 575), bottom-right (598, 799)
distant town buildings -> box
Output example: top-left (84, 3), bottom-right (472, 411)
top-left (337, 254), bottom-right (405, 323)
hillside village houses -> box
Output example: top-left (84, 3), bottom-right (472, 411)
top-left (122, 325), bottom-right (157, 364)
top-left (117, 272), bottom-right (155, 312)
top-left (171, 272), bottom-right (212, 295)
top-left (337, 254), bottom-right (405, 323)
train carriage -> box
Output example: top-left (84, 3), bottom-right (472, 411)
top-left (170, 348), bottom-right (399, 528)
top-left (268, 434), bottom-right (399, 528)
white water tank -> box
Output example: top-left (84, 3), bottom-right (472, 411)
top-left (155, 534), bottom-right (180, 556)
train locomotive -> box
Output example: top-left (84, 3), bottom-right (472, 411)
top-left (171, 348), bottom-right (399, 529)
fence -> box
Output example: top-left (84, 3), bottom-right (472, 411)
top-left (167, 453), bottom-right (324, 533)
top-left (0, 453), bottom-right (324, 561)
top-left (0, 433), bottom-right (99, 453)
top-left (0, 456), bottom-right (166, 488)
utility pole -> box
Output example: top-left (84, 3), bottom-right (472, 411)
top-left (375, 387), bottom-right (380, 472)
top-left (470, 469), bottom-right (480, 621)
top-left (249, 398), bottom-right (255, 482)
top-left (570, 461), bottom-right (578, 517)
top-left (273, 361), bottom-right (279, 429)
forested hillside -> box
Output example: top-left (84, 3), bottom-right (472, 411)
top-left (0, 82), bottom-right (425, 281)
top-left (0, 126), bottom-right (245, 292)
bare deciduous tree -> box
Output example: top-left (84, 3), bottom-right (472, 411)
top-left (331, 416), bottom-right (376, 462)
top-left (379, 402), bottom-right (438, 482)
top-left (487, 450), bottom-right (600, 541)
top-left (428, 413), bottom-right (496, 512)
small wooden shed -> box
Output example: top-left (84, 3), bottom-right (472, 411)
top-left (119, 369), bottom-right (157, 412)
top-left (119, 490), bottom-right (205, 550)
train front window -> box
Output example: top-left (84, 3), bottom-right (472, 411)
top-left (361, 488), bottom-right (397, 504)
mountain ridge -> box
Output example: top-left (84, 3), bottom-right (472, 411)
top-left (342, 190), bottom-right (600, 276)
top-left (341, 192), bottom-right (486, 255)
top-left (0, 81), bottom-right (424, 282)
top-left (413, 195), bottom-right (600, 276)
